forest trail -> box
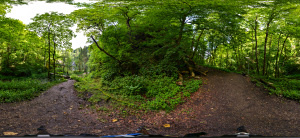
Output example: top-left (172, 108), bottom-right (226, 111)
top-left (181, 69), bottom-right (300, 136)
top-left (0, 69), bottom-right (300, 136)
top-left (0, 80), bottom-right (102, 136)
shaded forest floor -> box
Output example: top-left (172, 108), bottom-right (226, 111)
top-left (0, 68), bottom-right (300, 136)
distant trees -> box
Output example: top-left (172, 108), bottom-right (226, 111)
top-left (71, 46), bottom-right (89, 73)
top-left (28, 12), bottom-right (75, 79)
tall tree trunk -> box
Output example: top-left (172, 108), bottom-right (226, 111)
top-left (176, 15), bottom-right (187, 46)
top-left (254, 16), bottom-right (259, 75)
top-left (53, 33), bottom-right (56, 80)
top-left (263, 21), bottom-right (271, 76)
top-left (275, 33), bottom-right (281, 78)
top-left (44, 39), bottom-right (47, 72)
top-left (277, 34), bottom-right (289, 77)
top-left (67, 55), bottom-right (69, 76)
top-left (192, 29), bottom-right (205, 59)
top-left (48, 25), bottom-right (51, 79)
top-left (266, 34), bottom-right (272, 76)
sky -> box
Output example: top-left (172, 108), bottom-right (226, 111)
top-left (6, 0), bottom-right (97, 49)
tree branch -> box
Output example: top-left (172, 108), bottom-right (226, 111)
top-left (91, 35), bottom-right (122, 64)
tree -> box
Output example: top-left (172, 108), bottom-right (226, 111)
top-left (28, 12), bottom-right (75, 79)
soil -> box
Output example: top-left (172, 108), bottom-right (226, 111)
top-left (1, 68), bottom-right (300, 136)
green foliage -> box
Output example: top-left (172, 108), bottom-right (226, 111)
top-left (0, 17), bottom-right (47, 76)
top-left (284, 60), bottom-right (300, 75)
top-left (77, 73), bottom-right (202, 111)
top-left (285, 74), bottom-right (300, 79)
top-left (70, 74), bottom-right (83, 82)
top-left (0, 78), bottom-right (65, 103)
top-left (252, 76), bottom-right (300, 100)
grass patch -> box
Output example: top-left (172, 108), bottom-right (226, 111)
top-left (251, 75), bottom-right (300, 100)
top-left (0, 78), bottom-right (65, 103)
top-left (74, 74), bottom-right (202, 112)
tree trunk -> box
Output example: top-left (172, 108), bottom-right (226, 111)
top-left (266, 34), bottom-right (272, 76)
top-left (48, 25), bottom-right (51, 79)
top-left (275, 33), bottom-right (281, 78)
top-left (254, 16), bottom-right (259, 75)
top-left (192, 29), bottom-right (205, 59)
top-left (53, 33), bottom-right (56, 80)
top-left (263, 21), bottom-right (271, 76)
top-left (277, 34), bottom-right (289, 77)
top-left (44, 39), bottom-right (47, 72)
top-left (176, 15), bottom-right (187, 46)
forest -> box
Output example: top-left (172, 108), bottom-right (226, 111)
top-left (0, 0), bottom-right (300, 111)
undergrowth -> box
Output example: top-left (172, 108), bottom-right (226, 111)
top-left (74, 73), bottom-right (202, 112)
top-left (251, 75), bottom-right (300, 100)
top-left (0, 77), bottom-right (65, 103)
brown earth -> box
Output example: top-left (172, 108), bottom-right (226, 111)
top-left (0, 68), bottom-right (300, 136)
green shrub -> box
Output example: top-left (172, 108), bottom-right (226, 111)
top-left (255, 76), bottom-right (300, 101)
top-left (98, 74), bottom-right (202, 111)
top-left (70, 74), bottom-right (83, 82)
top-left (0, 78), bottom-right (64, 103)
top-left (106, 75), bottom-right (146, 96)
top-left (285, 74), bottom-right (300, 79)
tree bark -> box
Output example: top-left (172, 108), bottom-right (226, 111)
top-left (176, 15), bottom-right (187, 46)
top-left (48, 24), bottom-right (51, 79)
top-left (277, 34), bottom-right (289, 77)
top-left (254, 16), bottom-right (259, 75)
top-left (266, 34), bottom-right (272, 76)
top-left (44, 39), bottom-right (47, 72)
top-left (275, 33), bottom-right (281, 78)
top-left (191, 29), bottom-right (205, 59)
top-left (263, 21), bottom-right (271, 76)
top-left (53, 33), bottom-right (56, 80)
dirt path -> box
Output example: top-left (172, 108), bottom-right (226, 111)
top-left (123, 69), bottom-right (300, 136)
top-left (186, 69), bottom-right (300, 136)
top-left (1, 69), bottom-right (300, 136)
top-left (0, 80), bottom-right (101, 136)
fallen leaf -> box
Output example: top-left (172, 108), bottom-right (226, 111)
top-left (112, 119), bottom-right (118, 122)
top-left (3, 132), bottom-right (18, 135)
top-left (163, 124), bottom-right (170, 128)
